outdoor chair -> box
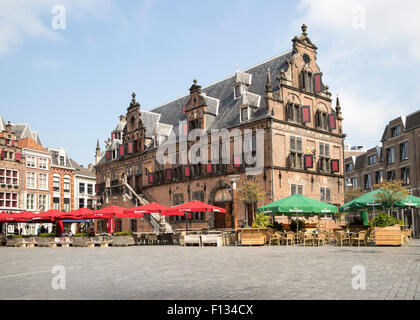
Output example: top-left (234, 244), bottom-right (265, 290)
top-left (295, 231), bottom-right (304, 245)
top-left (404, 229), bottom-right (413, 242)
top-left (316, 232), bottom-right (327, 246)
top-left (351, 231), bottom-right (367, 247)
top-left (146, 233), bottom-right (159, 245)
top-left (336, 231), bottom-right (350, 246)
top-left (366, 229), bottom-right (375, 244)
top-left (268, 231), bottom-right (282, 246)
top-left (302, 232), bottom-right (314, 246)
top-left (284, 232), bottom-right (295, 246)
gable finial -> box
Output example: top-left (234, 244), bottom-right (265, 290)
top-left (132, 92), bottom-right (136, 102)
top-left (301, 24), bottom-right (307, 35)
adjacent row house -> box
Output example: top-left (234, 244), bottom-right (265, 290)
top-left (344, 110), bottom-right (420, 236)
top-left (0, 116), bottom-right (97, 234)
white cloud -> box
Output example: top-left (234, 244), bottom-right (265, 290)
top-left (295, 0), bottom-right (420, 148)
top-left (0, 0), bottom-right (112, 56)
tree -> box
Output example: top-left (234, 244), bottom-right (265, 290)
top-left (373, 180), bottom-right (409, 211)
top-left (344, 186), bottom-right (363, 203)
top-left (239, 180), bottom-right (265, 225)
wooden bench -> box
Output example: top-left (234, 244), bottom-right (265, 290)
top-left (183, 234), bottom-right (202, 246)
top-left (201, 234), bottom-right (223, 247)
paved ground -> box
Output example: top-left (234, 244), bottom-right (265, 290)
top-left (1, 241), bottom-right (420, 300)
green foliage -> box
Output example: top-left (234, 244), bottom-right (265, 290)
top-left (39, 233), bottom-right (58, 237)
top-left (240, 180), bottom-right (265, 204)
top-left (290, 218), bottom-right (305, 232)
top-left (369, 212), bottom-right (401, 227)
top-left (113, 232), bottom-right (132, 237)
top-left (13, 235), bottom-right (23, 238)
top-left (374, 180), bottom-right (409, 209)
top-left (345, 187), bottom-right (364, 203)
top-left (74, 233), bottom-right (89, 237)
top-left (267, 221), bottom-right (283, 231)
top-left (251, 213), bottom-right (270, 228)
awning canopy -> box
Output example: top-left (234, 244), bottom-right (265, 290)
top-left (257, 194), bottom-right (338, 216)
top-left (124, 202), bottom-right (171, 216)
top-left (165, 201), bottom-right (226, 216)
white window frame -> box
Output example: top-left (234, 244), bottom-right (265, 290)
top-left (26, 193), bottom-right (36, 211)
top-left (39, 158), bottom-right (48, 170)
top-left (26, 171), bottom-right (37, 189)
top-left (38, 173), bottom-right (48, 190)
top-left (26, 156), bottom-right (36, 168)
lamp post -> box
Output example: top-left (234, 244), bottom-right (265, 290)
top-left (229, 175), bottom-right (240, 231)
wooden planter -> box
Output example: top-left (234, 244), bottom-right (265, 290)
top-left (375, 225), bottom-right (403, 246)
top-left (238, 228), bottom-right (267, 246)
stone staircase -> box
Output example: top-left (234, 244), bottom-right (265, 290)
top-left (123, 183), bottom-right (173, 234)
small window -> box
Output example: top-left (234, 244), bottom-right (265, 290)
top-left (241, 108), bottom-right (249, 122)
top-left (234, 85), bottom-right (242, 99)
top-left (59, 156), bottom-right (65, 166)
top-left (386, 147), bottom-right (395, 164)
top-left (391, 125), bottom-right (401, 137)
top-left (368, 154), bottom-right (376, 165)
top-left (400, 142), bottom-right (408, 161)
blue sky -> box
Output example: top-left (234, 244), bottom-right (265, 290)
top-left (0, 0), bottom-right (419, 165)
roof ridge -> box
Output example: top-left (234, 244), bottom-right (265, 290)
top-left (150, 49), bottom-right (292, 112)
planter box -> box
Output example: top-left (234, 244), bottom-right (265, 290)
top-left (73, 237), bottom-right (90, 247)
top-left (238, 228), bottom-right (267, 246)
top-left (37, 237), bottom-right (55, 247)
top-left (112, 236), bottom-right (132, 247)
top-left (375, 225), bottom-right (403, 246)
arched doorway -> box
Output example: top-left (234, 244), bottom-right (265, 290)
top-left (213, 188), bottom-right (233, 229)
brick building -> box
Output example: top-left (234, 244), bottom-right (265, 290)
top-left (344, 110), bottom-right (420, 236)
top-left (48, 147), bottom-right (75, 213)
top-left (95, 25), bottom-right (346, 232)
top-left (0, 121), bottom-right (24, 214)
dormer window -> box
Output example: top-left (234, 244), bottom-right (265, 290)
top-left (59, 156), bottom-right (65, 166)
top-left (391, 125), bottom-right (401, 137)
top-left (234, 85), bottom-right (243, 99)
top-left (240, 107), bottom-right (249, 122)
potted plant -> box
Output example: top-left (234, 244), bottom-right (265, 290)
top-left (370, 212), bottom-right (404, 246)
top-left (73, 233), bottom-right (90, 247)
top-left (112, 232), bottom-right (133, 247)
top-left (238, 213), bottom-right (268, 246)
top-left (37, 233), bottom-right (58, 247)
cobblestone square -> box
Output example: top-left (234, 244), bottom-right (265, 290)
top-left (1, 241), bottom-right (420, 300)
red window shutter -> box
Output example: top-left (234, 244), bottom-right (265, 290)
top-left (184, 166), bottom-right (191, 177)
top-left (148, 173), bottom-right (154, 184)
top-left (234, 155), bottom-right (241, 168)
top-left (0, 150), bottom-right (4, 159)
top-left (182, 105), bottom-right (186, 113)
top-left (119, 144), bottom-right (125, 156)
top-left (313, 73), bottom-right (323, 93)
top-left (166, 169), bottom-right (172, 180)
top-left (112, 133), bottom-right (115, 140)
top-left (106, 151), bottom-right (111, 159)
top-left (207, 162), bottom-right (212, 173)
top-left (128, 142), bottom-right (133, 154)
top-left (11, 140), bottom-right (15, 146)
top-left (301, 105), bottom-right (311, 123)
top-left (304, 155), bottom-right (313, 169)
top-left (328, 113), bottom-right (337, 130)
top-left (183, 123), bottom-right (188, 136)
top-left (15, 152), bottom-right (21, 162)
top-left (95, 184), bottom-right (100, 193)
top-left (331, 160), bottom-right (340, 173)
